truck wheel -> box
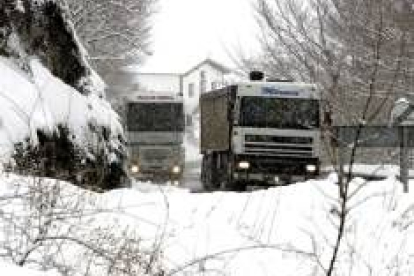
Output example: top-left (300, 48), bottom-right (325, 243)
top-left (221, 154), bottom-right (246, 191)
top-left (220, 153), bottom-right (233, 190)
top-left (226, 179), bottom-right (247, 192)
top-left (201, 155), bottom-right (211, 191)
top-left (201, 154), bottom-right (219, 191)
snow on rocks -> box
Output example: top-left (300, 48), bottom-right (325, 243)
top-left (0, 57), bottom-right (123, 162)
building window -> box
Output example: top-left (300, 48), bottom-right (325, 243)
top-left (186, 114), bottom-right (192, 126)
top-left (188, 83), bottom-right (194, 98)
top-left (211, 81), bottom-right (219, 90)
top-left (200, 70), bottom-right (206, 94)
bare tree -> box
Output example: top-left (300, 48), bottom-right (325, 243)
top-left (61, 0), bottom-right (158, 75)
top-left (253, 0), bottom-right (413, 124)
top-left (251, 0), bottom-right (414, 275)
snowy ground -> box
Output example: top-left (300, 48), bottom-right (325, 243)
top-left (0, 260), bottom-right (57, 276)
top-left (1, 163), bottom-right (414, 275)
top-left (130, 175), bottom-right (414, 275)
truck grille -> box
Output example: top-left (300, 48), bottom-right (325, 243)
top-left (245, 135), bottom-right (312, 144)
top-left (141, 148), bottom-right (171, 162)
top-left (244, 135), bottom-right (313, 157)
top-left (235, 155), bottom-right (318, 175)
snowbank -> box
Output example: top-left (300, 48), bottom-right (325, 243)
top-left (0, 260), bottom-right (57, 276)
top-left (107, 174), bottom-right (414, 275)
top-left (0, 168), bottom-right (413, 275)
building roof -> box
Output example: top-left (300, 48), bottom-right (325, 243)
top-left (124, 57), bottom-right (231, 76)
top-left (182, 58), bottom-right (231, 76)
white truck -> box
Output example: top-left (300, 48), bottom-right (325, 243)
top-left (125, 94), bottom-right (185, 182)
top-left (200, 73), bottom-right (321, 190)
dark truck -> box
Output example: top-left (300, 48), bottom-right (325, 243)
top-left (200, 78), bottom-right (321, 190)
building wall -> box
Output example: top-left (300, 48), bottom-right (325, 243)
top-left (134, 73), bottom-right (181, 94)
top-left (182, 63), bottom-right (226, 122)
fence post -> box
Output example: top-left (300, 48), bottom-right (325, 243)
top-left (399, 126), bottom-right (409, 193)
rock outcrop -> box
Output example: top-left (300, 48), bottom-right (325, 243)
top-left (0, 0), bottom-right (128, 190)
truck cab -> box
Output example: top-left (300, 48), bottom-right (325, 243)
top-left (125, 94), bottom-right (185, 183)
top-left (200, 80), bottom-right (321, 190)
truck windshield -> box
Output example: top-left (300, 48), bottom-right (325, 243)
top-left (127, 102), bottom-right (184, 131)
top-left (239, 96), bottom-right (320, 129)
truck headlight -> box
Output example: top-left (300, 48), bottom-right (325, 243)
top-left (130, 165), bottom-right (139, 173)
top-left (306, 164), bottom-right (317, 172)
top-left (238, 161), bottom-right (250, 170)
top-left (172, 165), bottom-right (181, 174)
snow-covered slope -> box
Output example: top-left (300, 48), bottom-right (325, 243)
top-left (0, 57), bottom-right (123, 162)
top-left (1, 169), bottom-right (413, 275)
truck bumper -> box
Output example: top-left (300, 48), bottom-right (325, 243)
top-left (128, 164), bottom-right (184, 182)
top-left (233, 172), bottom-right (307, 185)
top-left (232, 155), bottom-right (320, 185)
top-left (131, 171), bottom-right (183, 182)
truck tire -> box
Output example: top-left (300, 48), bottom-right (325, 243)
top-left (219, 153), bottom-right (232, 190)
top-left (201, 154), bottom-right (220, 191)
top-left (220, 153), bottom-right (246, 191)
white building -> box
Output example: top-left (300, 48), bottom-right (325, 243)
top-left (180, 59), bottom-right (231, 127)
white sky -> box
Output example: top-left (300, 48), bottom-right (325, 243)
top-left (139, 0), bottom-right (260, 73)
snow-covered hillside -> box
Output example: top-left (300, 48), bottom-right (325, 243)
top-left (0, 57), bottom-right (122, 161)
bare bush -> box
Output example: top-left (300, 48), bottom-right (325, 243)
top-left (0, 175), bottom-right (165, 275)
